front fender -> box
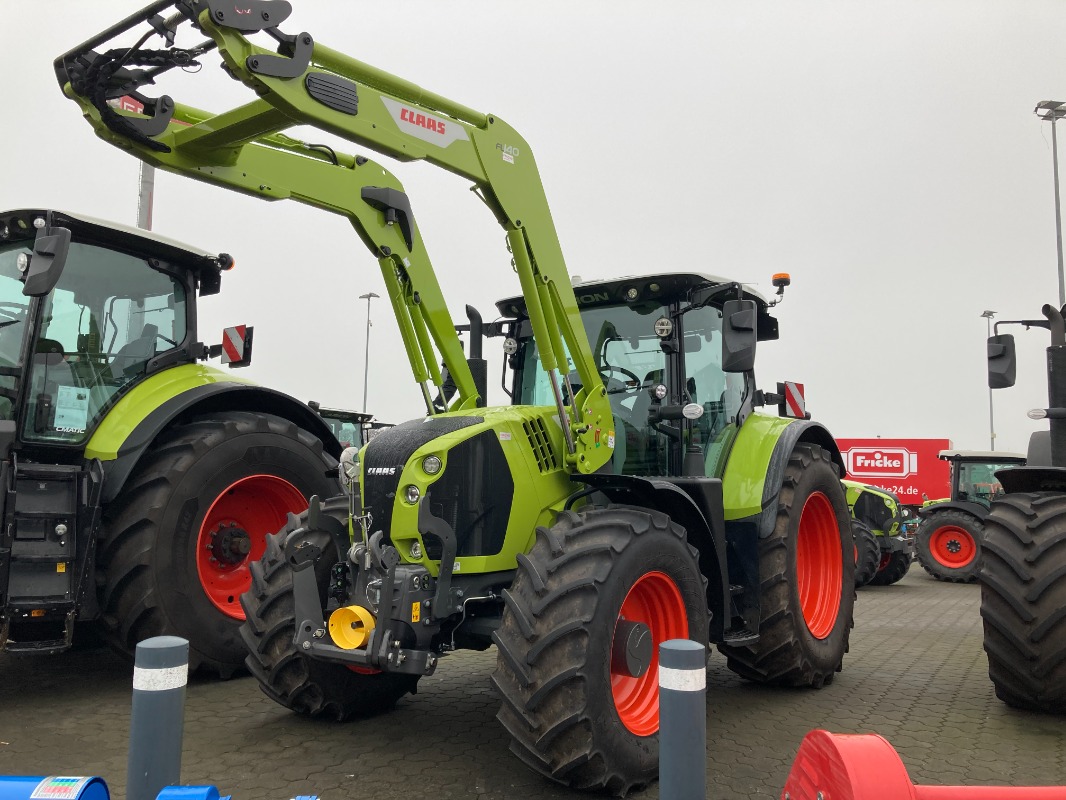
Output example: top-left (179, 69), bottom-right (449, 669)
top-left (86, 363), bottom-right (341, 503)
top-left (918, 500), bottom-right (989, 522)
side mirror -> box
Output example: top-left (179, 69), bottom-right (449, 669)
top-left (722, 299), bottom-right (757, 372)
top-left (987, 333), bottom-right (1016, 389)
top-left (21, 226), bottom-right (71, 297)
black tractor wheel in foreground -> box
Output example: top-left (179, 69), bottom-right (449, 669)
top-left (852, 519), bottom-right (880, 587)
top-left (867, 550), bottom-right (911, 586)
top-left (98, 412), bottom-right (338, 677)
top-left (492, 505), bottom-right (708, 795)
top-left (718, 443), bottom-right (855, 687)
top-left (916, 509), bottom-right (982, 583)
top-left (240, 495), bottom-right (420, 717)
top-left (978, 492), bottom-right (1066, 713)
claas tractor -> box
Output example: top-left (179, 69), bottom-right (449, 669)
top-left (0, 208), bottom-right (342, 675)
top-left (55, 2), bottom-right (856, 791)
top-left (843, 480), bottom-right (914, 587)
top-left (914, 450), bottom-right (1025, 583)
top-left (978, 304), bottom-right (1066, 713)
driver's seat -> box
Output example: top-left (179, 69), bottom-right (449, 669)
top-left (110, 323), bottom-right (159, 380)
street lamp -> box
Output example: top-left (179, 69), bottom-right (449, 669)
top-left (1035, 101), bottom-right (1066, 307)
top-left (982, 309), bottom-right (996, 451)
top-left (359, 292), bottom-right (380, 412)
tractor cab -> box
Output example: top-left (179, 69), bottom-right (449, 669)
top-left (0, 209), bottom-right (234, 456)
top-left (497, 272), bottom-right (779, 478)
top-left (936, 450), bottom-right (1026, 509)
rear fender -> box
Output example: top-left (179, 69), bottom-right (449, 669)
top-left (87, 364), bottom-right (341, 503)
top-left (578, 472), bottom-right (730, 642)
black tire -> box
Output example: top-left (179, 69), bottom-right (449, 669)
top-left (852, 519), bottom-right (880, 587)
top-left (915, 509), bottom-right (982, 583)
top-left (491, 505), bottom-right (709, 795)
top-left (978, 492), bottom-right (1066, 713)
top-left (867, 550), bottom-right (911, 586)
top-left (718, 443), bottom-right (854, 687)
top-left (240, 496), bottom-right (419, 718)
top-left (98, 411), bottom-right (338, 677)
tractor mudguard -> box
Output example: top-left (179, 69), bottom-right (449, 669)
top-left (721, 412), bottom-right (843, 538)
top-left (917, 499), bottom-right (989, 521)
top-left (995, 465), bottom-right (1066, 494)
top-left (85, 363), bottom-right (341, 503)
top-left (578, 471), bottom-right (730, 641)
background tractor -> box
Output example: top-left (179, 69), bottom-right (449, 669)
top-left (977, 304), bottom-right (1066, 713)
top-left (913, 449), bottom-right (1025, 582)
top-left (0, 208), bottom-right (344, 676)
top-left (56, 3), bottom-right (856, 792)
top-left (843, 479), bottom-right (914, 586)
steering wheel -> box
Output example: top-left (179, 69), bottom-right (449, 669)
top-left (599, 365), bottom-right (642, 395)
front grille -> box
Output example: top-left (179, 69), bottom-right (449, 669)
top-left (424, 431), bottom-right (514, 559)
top-left (523, 416), bottom-right (558, 473)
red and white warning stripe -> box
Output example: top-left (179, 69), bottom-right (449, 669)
top-left (221, 325), bottom-right (247, 364)
top-left (782, 381), bottom-right (805, 419)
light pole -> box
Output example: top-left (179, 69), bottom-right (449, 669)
top-left (1035, 101), bottom-right (1066, 307)
top-left (982, 309), bottom-right (996, 451)
top-left (359, 292), bottom-right (380, 412)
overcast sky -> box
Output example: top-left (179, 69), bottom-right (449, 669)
top-left (3, 1), bottom-right (1066, 454)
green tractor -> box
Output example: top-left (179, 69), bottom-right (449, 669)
top-left (914, 450), bottom-right (1025, 583)
top-left (57, 3), bottom-right (856, 791)
top-left (0, 208), bottom-right (344, 675)
top-left (843, 479), bottom-right (914, 587)
top-left (978, 304), bottom-right (1066, 713)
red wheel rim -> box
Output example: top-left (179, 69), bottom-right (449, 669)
top-left (195, 474), bottom-right (307, 619)
top-left (876, 551), bottom-right (891, 572)
top-left (796, 491), bottom-right (843, 640)
top-left (611, 571), bottom-right (688, 737)
top-left (929, 525), bottom-right (976, 568)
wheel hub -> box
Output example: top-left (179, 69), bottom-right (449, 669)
top-left (208, 522), bottom-right (251, 567)
top-left (611, 618), bottom-right (652, 678)
top-left (946, 539), bottom-right (961, 554)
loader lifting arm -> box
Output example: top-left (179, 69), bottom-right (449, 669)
top-left (55, 0), bottom-right (612, 472)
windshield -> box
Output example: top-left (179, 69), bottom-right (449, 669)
top-left (0, 242), bottom-right (33, 421)
top-left (957, 461), bottom-right (1019, 506)
top-left (517, 300), bottom-right (742, 477)
top-left (22, 242), bottom-right (188, 445)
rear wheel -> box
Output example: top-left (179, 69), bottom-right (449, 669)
top-left (240, 496), bottom-right (420, 718)
top-left (916, 510), bottom-right (982, 582)
top-left (492, 505), bottom-right (708, 795)
top-left (867, 550), bottom-right (911, 586)
top-left (852, 519), bottom-right (879, 587)
top-left (718, 443), bottom-right (854, 687)
top-left (978, 492), bottom-right (1066, 713)
top-left (98, 412), bottom-right (338, 677)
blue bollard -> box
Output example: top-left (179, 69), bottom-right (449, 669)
top-left (127, 637), bottom-right (189, 800)
top-left (658, 639), bottom-right (707, 800)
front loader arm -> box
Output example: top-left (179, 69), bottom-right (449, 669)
top-left (55, 0), bottom-right (611, 471)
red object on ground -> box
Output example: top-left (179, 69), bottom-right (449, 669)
top-left (781, 729), bottom-right (1066, 799)
top-left (837, 438), bottom-right (952, 504)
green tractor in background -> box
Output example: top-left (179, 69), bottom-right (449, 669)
top-left (56, 3), bottom-right (857, 791)
top-left (914, 450), bottom-right (1025, 583)
top-left (843, 479), bottom-right (915, 587)
top-left (0, 209), bottom-right (345, 675)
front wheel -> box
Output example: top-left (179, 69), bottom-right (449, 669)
top-left (98, 412), bottom-right (339, 676)
top-left (852, 519), bottom-right (880, 587)
top-left (718, 442), bottom-right (855, 687)
top-left (915, 509), bottom-right (982, 582)
top-left (867, 550), bottom-right (911, 586)
top-left (491, 505), bottom-right (708, 795)
top-left (978, 493), bottom-right (1066, 713)
top-left (240, 497), bottom-right (420, 718)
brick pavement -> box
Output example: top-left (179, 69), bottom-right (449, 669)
top-left (1, 568), bottom-right (1063, 799)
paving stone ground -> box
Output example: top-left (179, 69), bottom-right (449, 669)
top-left (1, 567), bottom-right (1063, 799)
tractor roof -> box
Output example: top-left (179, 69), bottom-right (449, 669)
top-left (937, 450), bottom-right (1026, 462)
top-left (495, 271), bottom-right (770, 319)
top-left (1, 208), bottom-right (221, 269)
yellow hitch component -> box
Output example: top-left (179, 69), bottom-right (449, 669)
top-left (328, 604), bottom-right (377, 650)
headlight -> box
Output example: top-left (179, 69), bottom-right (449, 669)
top-left (404, 484), bottom-right (421, 504)
top-left (422, 455), bottom-right (442, 475)
top-left (338, 446), bottom-right (360, 494)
